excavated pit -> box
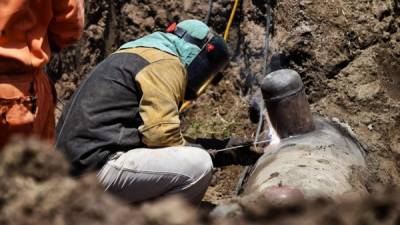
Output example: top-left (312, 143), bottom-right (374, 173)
top-left (47, 0), bottom-right (400, 207)
top-left (1, 0), bottom-right (399, 224)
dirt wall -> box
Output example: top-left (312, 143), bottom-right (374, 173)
top-left (269, 0), bottom-right (400, 187)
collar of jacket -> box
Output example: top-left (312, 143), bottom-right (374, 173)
top-left (118, 32), bottom-right (201, 67)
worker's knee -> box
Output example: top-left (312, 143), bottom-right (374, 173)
top-left (180, 146), bottom-right (213, 182)
top-left (97, 147), bottom-right (213, 203)
top-left (172, 147), bottom-right (213, 203)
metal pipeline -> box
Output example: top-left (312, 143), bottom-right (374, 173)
top-left (240, 69), bottom-right (367, 199)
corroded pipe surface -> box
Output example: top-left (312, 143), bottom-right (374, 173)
top-left (261, 69), bottom-right (315, 138)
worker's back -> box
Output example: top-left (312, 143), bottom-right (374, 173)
top-left (0, 0), bottom-right (84, 73)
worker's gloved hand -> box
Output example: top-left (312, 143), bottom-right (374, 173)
top-left (183, 137), bottom-right (205, 149)
top-left (209, 136), bottom-right (262, 167)
top-left (186, 136), bottom-right (263, 167)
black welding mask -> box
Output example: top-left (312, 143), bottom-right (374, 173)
top-left (167, 23), bottom-right (230, 100)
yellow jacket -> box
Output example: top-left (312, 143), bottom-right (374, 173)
top-left (118, 47), bottom-right (187, 147)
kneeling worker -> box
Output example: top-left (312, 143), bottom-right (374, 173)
top-left (56, 20), bottom-right (230, 204)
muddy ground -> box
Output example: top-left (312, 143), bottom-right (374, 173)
top-left (1, 0), bottom-right (399, 224)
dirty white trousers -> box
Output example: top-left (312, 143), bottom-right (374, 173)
top-left (97, 146), bottom-right (213, 204)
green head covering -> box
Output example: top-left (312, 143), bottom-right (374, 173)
top-left (119, 19), bottom-right (210, 67)
top-left (176, 19), bottom-right (209, 40)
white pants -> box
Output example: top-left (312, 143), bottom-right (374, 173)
top-left (97, 146), bottom-right (213, 204)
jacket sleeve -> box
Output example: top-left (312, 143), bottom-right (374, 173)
top-left (49, 0), bottom-right (84, 49)
top-left (135, 59), bottom-right (187, 147)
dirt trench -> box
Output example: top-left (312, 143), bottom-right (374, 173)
top-left (46, 0), bottom-right (400, 209)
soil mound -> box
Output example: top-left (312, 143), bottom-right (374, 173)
top-left (0, 137), bottom-right (138, 225)
top-left (2, 138), bottom-right (400, 225)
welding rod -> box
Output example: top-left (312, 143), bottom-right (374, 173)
top-left (211, 139), bottom-right (272, 153)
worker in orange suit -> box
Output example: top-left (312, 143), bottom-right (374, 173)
top-left (0, 0), bottom-right (85, 148)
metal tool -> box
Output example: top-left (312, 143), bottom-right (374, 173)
top-left (211, 139), bottom-right (272, 153)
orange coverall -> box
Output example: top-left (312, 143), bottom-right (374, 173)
top-left (0, 0), bottom-right (84, 147)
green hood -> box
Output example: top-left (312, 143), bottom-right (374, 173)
top-left (119, 20), bottom-right (210, 67)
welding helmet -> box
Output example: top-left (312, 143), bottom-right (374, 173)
top-left (167, 21), bottom-right (230, 100)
